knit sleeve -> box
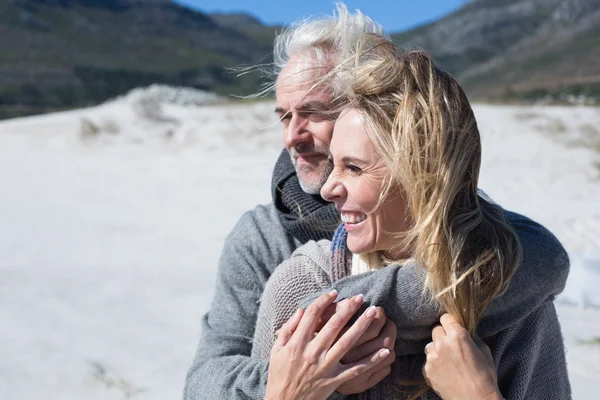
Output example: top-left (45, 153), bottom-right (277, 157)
top-left (252, 240), bottom-right (332, 360)
top-left (184, 205), bottom-right (298, 400)
top-left (492, 301), bottom-right (571, 399)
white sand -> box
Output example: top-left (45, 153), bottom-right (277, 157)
top-left (0, 99), bottom-right (598, 399)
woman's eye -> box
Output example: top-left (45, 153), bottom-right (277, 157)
top-left (346, 164), bottom-right (362, 174)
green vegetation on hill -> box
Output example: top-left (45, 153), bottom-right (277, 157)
top-left (0, 0), bottom-right (278, 118)
top-left (391, 0), bottom-right (600, 103)
top-left (1, 0), bottom-right (599, 120)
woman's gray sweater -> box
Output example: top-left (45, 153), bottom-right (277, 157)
top-left (252, 239), bottom-right (571, 399)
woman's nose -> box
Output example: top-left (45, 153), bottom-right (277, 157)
top-left (321, 172), bottom-right (345, 202)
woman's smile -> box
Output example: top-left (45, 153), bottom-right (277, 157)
top-left (340, 212), bottom-right (368, 228)
top-left (321, 108), bottom-right (411, 257)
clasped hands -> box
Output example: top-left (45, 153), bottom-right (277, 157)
top-left (265, 290), bottom-right (503, 400)
top-left (265, 290), bottom-right (397, 400)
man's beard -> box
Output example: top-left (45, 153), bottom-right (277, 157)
top-left (289, 145), bottom-right (333, 195)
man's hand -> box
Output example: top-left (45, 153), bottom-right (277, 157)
top-left (321, 305), bottom-right (397, 395)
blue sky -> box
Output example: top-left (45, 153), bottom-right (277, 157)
top-left (177, 1), bottom-right (470, 33)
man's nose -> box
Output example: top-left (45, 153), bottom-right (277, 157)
top-left (284, 114), bottom-right (310, 150)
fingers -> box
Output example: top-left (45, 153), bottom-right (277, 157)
top-left (352, 307), bottom-right (387, 348)
top-left (424, 342), bottom-right (435, 356)
top-left (325, 303), bottom-right (378, 363)
top-left (439, 313), bottom-right (466, 336)
top-left (316, 299), bottom-right (352, 332)
top-left (273, 308), bottom-right (304, 351)
top-left (431, 324), bottom-right (446, 343)
top-left (335, 347), bottom-right (390, 384)
top-left (293, 290), bottom-right (339, 343)
top-left (366, 363), bottom-right (393, 387)
top-left (422, 362), bottom-right (431, 384)
top-left (342, 318), bottom-right (396, 363)
top-left (337, 349), bottom-right (394, 395)
top-left (315, 294), bottom-right (365, 352)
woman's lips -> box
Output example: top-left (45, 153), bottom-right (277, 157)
top-left (341, 212), bottom-right (368, 232)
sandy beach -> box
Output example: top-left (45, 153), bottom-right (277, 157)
top-left (0, 96), bottom-right (598, 399)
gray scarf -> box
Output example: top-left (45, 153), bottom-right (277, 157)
top-left (271, 149), bottom-right (339, 244)
top-left (330, 224), bottom-right (431, 400)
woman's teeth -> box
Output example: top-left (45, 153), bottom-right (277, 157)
top-left (341, 214), bottom-right (367, 224)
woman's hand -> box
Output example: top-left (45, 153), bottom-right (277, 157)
top-left (422, 313), bottom-right (503, 400)
top-left (265, 290), bottom-right (391, 400)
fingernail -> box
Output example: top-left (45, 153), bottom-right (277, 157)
top-left (379, 349), bottom-right (390, 359)
top-left (354, 294), bottom-right (364, 304)
top-left (366, 305), bottom-right (377, 318)
top-left (329, 289), bottom-right (338, 297)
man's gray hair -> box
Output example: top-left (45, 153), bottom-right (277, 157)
top-left (245, 2), bottom-right (387, 96)
top-left (273, 2), bottom-right (386, 75)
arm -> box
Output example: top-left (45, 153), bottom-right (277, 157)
top-left (491, 300), bottom-right (571, 399)
top-left (251, 241), bottom-right (332, 359)
top-left (184, 206), bottom-right (297, 400)
top-left (253, 241), bottom-right (395, 398)
top-left (301, 211), bottom-right (570, 355)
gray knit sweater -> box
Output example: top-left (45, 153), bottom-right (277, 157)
top-left (251, 240), bottom-right (571, 399)
top-left (184, 200), bottom-right (570, 399)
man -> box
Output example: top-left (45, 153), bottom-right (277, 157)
top-left (184, 4), bottom-right (569, 399)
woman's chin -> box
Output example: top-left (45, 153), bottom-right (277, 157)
top-left (346, 240), bottom-right (374, 256)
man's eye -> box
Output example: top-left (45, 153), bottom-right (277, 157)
top-left (279, 114), bottom-right (291, 125)
top-left (301, 111), bottom-right (327, 121)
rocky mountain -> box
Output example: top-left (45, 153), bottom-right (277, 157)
top-left (1, 0), bottom-right (599, 119)
top-left (391, 0), bottom-right (600, 102)
top-left (0, 0), bottom-right (278, 118)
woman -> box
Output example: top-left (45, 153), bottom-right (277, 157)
top-left (254, 36), bottom-right (569, 399)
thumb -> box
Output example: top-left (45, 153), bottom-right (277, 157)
top-left (474, 335), bottom-right (493, 359)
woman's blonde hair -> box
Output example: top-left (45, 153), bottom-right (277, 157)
top-left (331, 35), bottom-right (523, 336)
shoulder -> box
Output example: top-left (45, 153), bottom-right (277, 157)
top-left (492, 301), bottom-right (569, 398)
top-left (290, 239), bottom-right (331, 269)
top-left (233, 203), bottom-right (284, 240)
top-left (502, 209), bottom-right (570, 284)
top-left (266, 239), bottom-right (332, 292)
top-left (222, 202), bottom-right (299, 277)
top-left (503, 210), bottom-right (568, 260)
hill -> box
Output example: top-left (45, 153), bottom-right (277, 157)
top-left (2, 0), bottom-right (600, 119)
top-left (391, 0), bottom-right (600, 102)
top-left (0, 0), bottom-right (278, 119)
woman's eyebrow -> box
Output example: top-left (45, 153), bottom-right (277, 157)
top-left (340, 156), bottom-right (367, 165)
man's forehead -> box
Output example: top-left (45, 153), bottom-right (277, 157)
top-left (276, 54), bottom-right (330, 90)
top-left (279, 53), bottom-right (328, 81)
top-left (276, 83), bottom-right (333, 112)
top-left (275, 53), bottom-right (335, 112)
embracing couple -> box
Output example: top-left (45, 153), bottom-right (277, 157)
top-left (185, 3), bottom-right (571, 399)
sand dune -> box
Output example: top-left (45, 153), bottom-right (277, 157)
top-left (0, 98), bottom-right (598, 399)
